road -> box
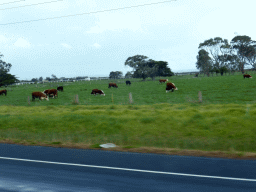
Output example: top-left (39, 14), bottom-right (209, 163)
top-left (0, 143), bottom-right (255, 191)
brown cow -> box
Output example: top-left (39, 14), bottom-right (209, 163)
top-left (91, 89), bottom-right (105, 96)
top-left (44, 89), bottom-right (58, 98)
top-left (159, 79), bottom-right (168, 84)
top-left (243, 74), bottom-right (252, 79)
top-left (32, 92), bottom-right (49, 101)
top-left (108, 83), bottom-right (118, 88)
top-left (0, 89), bottom-right (7, 96)
top-left (166, 82), bottom-right (178, 93)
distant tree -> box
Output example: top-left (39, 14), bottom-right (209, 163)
top-left (31, 78), bottom-right (38, 82)
top-left (39, 76), bottom-right (43, 81)
top-left (125, 55), bottom-right (149, 80)
top-left (196, 49), bottom-right (213, 76)
top-left (46, 77), bottom-right (51, 81)
top-left (199, 37), bottom-right (230, 70)
top-left (109, 71), bottom-right (123, 79)
top-left (51, 74), bottom-right (57, 80)
top-left (244, 45), bottom-right (256, 69)
top-left (0, 53), bottom-right (18, 87)
top-left (230, 35), bottom-right (256, 73)
top-left (125, 72), bottom-right (133, 79)
top-left (152, 60), bottom-right (174, 77)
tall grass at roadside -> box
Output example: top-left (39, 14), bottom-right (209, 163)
top-left (0, 104), bottom-right (255, 153)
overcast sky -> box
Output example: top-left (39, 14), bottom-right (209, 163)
top-left (0, 0), bottom-right (255, 80)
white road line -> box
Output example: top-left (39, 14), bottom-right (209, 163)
top-left (0, 156), bottom-right (255, 182)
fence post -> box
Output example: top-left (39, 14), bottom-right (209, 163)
top-left (198, 91), bottom-right (202, 103)
top-left (129, 92), bottom-right (133, 104)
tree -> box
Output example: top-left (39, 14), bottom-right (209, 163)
top-left (153, 61), bottom-right (174, 77)
top-left (125, 55), bottom-right (174, 80)
top-left (244, 45), bottom-right (256, 69)
top-left (199, 37), bottom-right (230, 70)
top-left (39, 76), bottom-right (43, 82)
top-left (196, 49), bottom-right (213, 76)
top-left (109, 71), bottom-right (123, 79)
top-left (230, 35), bottom-right (256, 73)
top-left (145, 60), bottom-right (173, 80)
top-left (125, 72), bottom-right (133, 79)
top-left (52, 74), bottom-right (57, 80)
top-left (31, 78), bottom-right (38, 82)
top-left (125, 55), bottom-right (149, 80)
top-left (0, 53), bottom-right (18, 87)
top-left (46, 77), bottom-right (51, 81)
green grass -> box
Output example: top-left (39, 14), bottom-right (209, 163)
top-left (0, 71), bottom-right (256, 157)
top-left (0, 104), bottom-right (255, 153)
top-left (1, 71), bottom-right (256, 106)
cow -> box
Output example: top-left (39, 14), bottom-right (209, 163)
top-left (108, 83), bottom-right (118, 88)
top-left (57, 86), bottom-right (63, 92)
top-left (195, 73), bottom-right (199, 77)
top-left (243, 74), bottom-right (252, 79)
top-left (44, 89), bottom-right (58, 98)
top-left (32, 92), bottom-right (49, 101)
top-left (166, 82), bottom-right (178, 93)
top-left (91, 89), bottom-right (105, 96)
top-left (126, 80), bottom-right (131, 85)
top-left (159, 79), bottom-right (168, 84)
top-left (0, 89), bottom-right (7, 96)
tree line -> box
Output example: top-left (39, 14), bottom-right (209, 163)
top-left (1, 35), bottom-right (256, 86)
top-left (196, 35), bottom-right (256, 76)
top-left (109, 55), bottom-right (174, 80)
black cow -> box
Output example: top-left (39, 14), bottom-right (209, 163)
top-left (126, 80), bottom-right (131, 85)
top-left (57, 86), bottom-right (63, 92)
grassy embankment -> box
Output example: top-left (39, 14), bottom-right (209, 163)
top-left (0, 72), bottom-right (256, 159)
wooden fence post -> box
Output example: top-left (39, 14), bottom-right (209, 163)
top-left (129, 92), bottom-right (133, 104)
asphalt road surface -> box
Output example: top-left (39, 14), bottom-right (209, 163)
top-left (0, 144), bottom-right (255, 192)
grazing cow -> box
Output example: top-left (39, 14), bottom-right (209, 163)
top-left (57, 86), bottom-right (63, 92)
top-left (32, 92), bottom-right (49, 101)
top-left (44, 89), bottom-right (58, 98)
top-left (91, 89), bottom-right (105, 96)
top-left (108, 83), bottom-right (118, 88)
top-left (159, 79), bottom-right (168, 84)
top-left (0, 89), bottom-right (7, 96)
top-left (195, 73), bottom-right (199, 77)
top-left (126, 80), bottom-right (131, 85)
top-left (243, 74), bottom-right (252, 79)
top-left (166, 82), bottom-right (178, 93)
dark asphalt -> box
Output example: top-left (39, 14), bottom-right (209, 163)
top-left (0, 143), bottom-right (255, 192)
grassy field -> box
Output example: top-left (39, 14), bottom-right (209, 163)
top-left (1, 71), bottom-right (256, 106)
top-left (0, 72), bottom-right (256, 159)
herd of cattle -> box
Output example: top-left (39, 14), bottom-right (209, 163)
top-left (31, 86), bottom-right (64, 101)
top-left (0, 74), bottom-right (253, 100)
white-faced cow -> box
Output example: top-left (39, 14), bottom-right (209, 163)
top-left (44, 89), bottom-right (58, 98)
top-left (166, 82), bottom-right (178, 93)
top-left (57, 86), bottom-right (63, 92)
top-left (32, 92), bottom-right (49, 101)
top-left (243, 74), bottom-right (252, 79)
top-left (91, 89), bottom-right (105, 96)
top-left (126, 80), bottom-right (131, 85)
top-left (159, 79), bottom-right (168, 84)
top-left (108, 83), bottom-right (118, 88)
top-left (0, 89), bottom-right (7, 96)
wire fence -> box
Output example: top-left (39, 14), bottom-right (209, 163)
top-left (5, 68), bottom-right (256, 88)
